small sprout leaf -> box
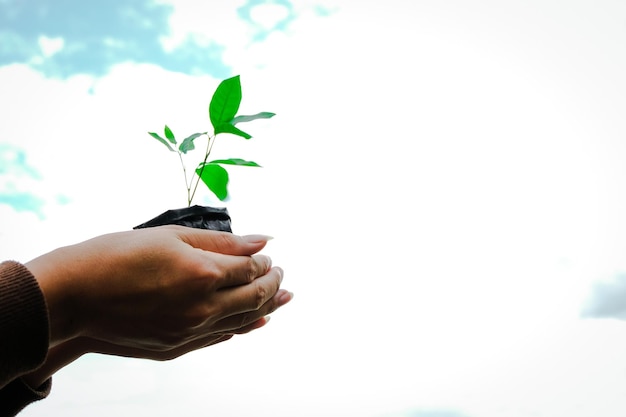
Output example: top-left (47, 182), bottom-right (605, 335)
top-left (196, 163), bottom-right (229, 201)
top-left (210, 158), bottom-right (261, 167)
top-left (209, 75), bottom-right (242, 130)
top-left (231, 112), bottom-right (276, 125)
top-left (149, 75), bottom-right (274, 206)
top-left (214, 122), bottom-right (252, 139)
top-left (148, 132), bottom-right (176, 152)
top-left (179, 132), bottom-right (205, 154)
top-left (164, 125), bottom-right (176, 144)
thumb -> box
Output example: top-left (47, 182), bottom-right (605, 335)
top-left (176, 228), bottom-right (273, 256)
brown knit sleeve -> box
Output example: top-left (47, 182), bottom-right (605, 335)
top-left (0, 260), bottom-right (51, 413)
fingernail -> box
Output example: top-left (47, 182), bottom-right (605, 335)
top-left (243, 234), bottom-right (274, 244)
top-left (280, 291), bottom-right (294, 305)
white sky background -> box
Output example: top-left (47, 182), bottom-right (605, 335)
top-left (2, 1), bottom-right (626, 416)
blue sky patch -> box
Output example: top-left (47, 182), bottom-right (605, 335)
top-left (0, 192), bottom-right (45, 218)
top-left (1, 1), bottom-right (335, 79)
top-left (0, 0), bottom-right (230, 78)
top-left (0, 144), bottom-right (47, 217)
top-left (0, 144), bottom-right (40, 179)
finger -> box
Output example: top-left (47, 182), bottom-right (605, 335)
top-left (208, 253), bottom-right (273, 289)
top-left (155, 334), bottom-right (234, 360)
top-left (221, 266), bottom-right (283, 315)
top-left (173, 227), bottom-right (272, 256)
top-left (213, 288), bottom-right (293, 333)
top-left (232, 316), bottom-right (270, 334)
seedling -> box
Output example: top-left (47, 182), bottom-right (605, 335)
top-left (148, 75), bottom-right (274, 206)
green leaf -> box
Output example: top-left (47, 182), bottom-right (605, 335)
top-left (214, 122), bottom-right (252, 139)
top-left (231, 112), bottom-right (276, 125)
top-left (210, 158), bottom-right (261, 167)
top-left (164, 125), bottom-right (176, 144)
top-left (148, 132), bottom-right (175, 152)
top-left (196, 163), bottom-right (229, 201)
top-left (178, 132), bottom-right (206, 154)
top-left (209, 75), bottom-right (242, 132)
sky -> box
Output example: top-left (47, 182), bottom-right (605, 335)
top-left (2, 1), bottom-right (626, 416)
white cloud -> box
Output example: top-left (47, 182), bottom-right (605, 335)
top-left (249, 3), bottom-right (290, 30)
top-left (37, 35), bottom-right (65, 58)
top-left (155, 0), bottom-right (340, 72)
top-left (156, 0), bottom-right (250, 52)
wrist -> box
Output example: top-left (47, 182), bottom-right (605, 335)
top-left (26, 247), bottom-right (82, 347)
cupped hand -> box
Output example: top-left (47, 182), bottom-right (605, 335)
top-left (70, 311), bottom-right (280, 361)
top-left (20, 296), bottom-right (294, 389)
top-left (26, 226), bottom-right (292, 352)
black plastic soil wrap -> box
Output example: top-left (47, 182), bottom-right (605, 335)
top-left (134, 205), bottom-right (232, 232)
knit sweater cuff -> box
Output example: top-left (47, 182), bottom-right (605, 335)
top-left (0, 377), bottom-right (51, 416)
top-left (0, 261), bottom-right (50, 387)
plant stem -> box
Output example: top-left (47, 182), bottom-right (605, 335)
top-left (189, 133), bottom-right (216, 206)
top-left (178, 152), bottom-right (192, 207)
